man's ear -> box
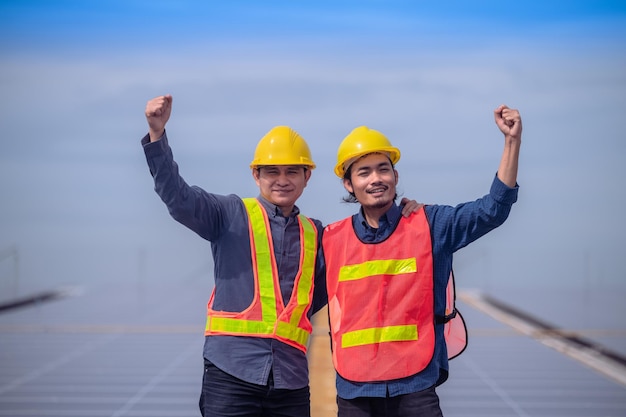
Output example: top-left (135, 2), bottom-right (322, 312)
top-left (252, 168), bottom-right (261, 186)
top-left (394, 169), bottom-right (399, 185)
top-left (303, 169), bottom-right (312, 186)
top-left (342, 178), bottom-right (353, 194)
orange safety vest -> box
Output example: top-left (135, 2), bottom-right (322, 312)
top-left (204, 198), bottom-right (318, 353)
top-left (323, 209), bottom-right (436, 382)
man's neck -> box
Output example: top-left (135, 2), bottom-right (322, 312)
top-left (362, 203), bottom-right (393, 229)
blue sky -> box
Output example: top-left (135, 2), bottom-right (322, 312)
top-left (1, 1), bottom-right (625, 296)
top-left (3, 1), bottom-right (625, 52)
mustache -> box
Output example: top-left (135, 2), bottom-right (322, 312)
top-left (366, 182), bottom-right (389, 193)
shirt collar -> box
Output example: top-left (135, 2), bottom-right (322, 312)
top-left (256, 195), bottom-right (300, 218)
top-left (354, 202), bottom-right (401, 242)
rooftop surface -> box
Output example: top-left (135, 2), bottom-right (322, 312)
top-left (1, 275), bottom-right (624, 417)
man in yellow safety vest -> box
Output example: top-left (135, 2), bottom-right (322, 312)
top-left (142, 94), bottom-right (325, 417)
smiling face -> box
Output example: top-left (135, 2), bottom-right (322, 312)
top-left (253, 165), bottom-right (311, 216)
top-left (343, 153), bottom-right (398, 222)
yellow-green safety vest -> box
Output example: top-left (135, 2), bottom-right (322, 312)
top-left (205, 198), bottom-right (318, 352)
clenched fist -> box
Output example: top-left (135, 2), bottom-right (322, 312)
top-left (494, 104), bottom-right (522, 142)
top-left (145, 95), bottom-right (173, 142)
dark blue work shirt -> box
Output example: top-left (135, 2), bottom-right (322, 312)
top-left (142, 133), bottom-right (327, 390)
top-left (335, 176), bottom-right (518, 399)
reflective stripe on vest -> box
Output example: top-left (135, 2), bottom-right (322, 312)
top-left (339, 258), bottom-right (417, 282)
top-left (340, 258), bottom-right (418, 348)
top-left (323, 209), bottom-right (435, 382)
top-left (205, 198), bottom-right (317, 352)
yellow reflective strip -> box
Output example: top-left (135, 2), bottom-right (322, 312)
top-left (209, 317), bottom-right (273, 334)
top-left (275, 216), bottom-right (316, 348)
top-left (276, 321), bottom-right (310, 347)
top-left (288, 216), bottom-right (316, 327)
top-left (297, 215), bottom-right (316, 305)
top-left (243, 199), bottom-right (277, 323)
top-left (338, 258), bottom-right (417, 282)
top-left (341, 325), bottom-right (418, 348)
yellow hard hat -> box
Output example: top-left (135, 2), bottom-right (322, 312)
top-left (334, 126), bottom-right (400, 177)
top-left (250, 126), bottom-right (316, 169)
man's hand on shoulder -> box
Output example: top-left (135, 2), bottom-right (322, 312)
top-left (400, 198), bottom-right (424, 217)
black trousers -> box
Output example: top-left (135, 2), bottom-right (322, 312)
top-left (337, 386), bottom-right (443, 417)
top-left (199, 360), bottom-right (310, 417)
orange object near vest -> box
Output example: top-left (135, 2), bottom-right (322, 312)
top-left (443, 270), bottom-right (468, 359)
top-left (205, 198), bottom-right (318, 353)
top-left (323, 209), bottom-right (436, 382)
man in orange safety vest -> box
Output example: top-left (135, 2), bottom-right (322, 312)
top-left (323, 104), bottom-right (522, 416)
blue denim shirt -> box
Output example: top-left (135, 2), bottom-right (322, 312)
top-left (336, 176), bottom-right (518, 399)
top-left (142, 132), bottom-right (327, 390)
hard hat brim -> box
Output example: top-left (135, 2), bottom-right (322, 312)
top-left (334, 147), bottom-right (400, 178)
